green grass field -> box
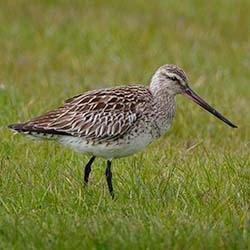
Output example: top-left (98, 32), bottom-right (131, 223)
top-left (1, 1), bottom-right (250, 249)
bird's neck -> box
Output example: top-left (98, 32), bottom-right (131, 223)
top-left (150, 83), bottom-right (176, 136)
top-left (150, 82), bottom-right (176, 110)
top-left (151, 87), bottom-right (176, 114)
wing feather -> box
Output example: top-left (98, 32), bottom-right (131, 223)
top-left (19, 86), bottom-right (153, 141)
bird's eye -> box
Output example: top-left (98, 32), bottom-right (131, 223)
top-left (163, 73), bottom-right (179, 82)
top-left (170, 76), bottom-right (178, 81)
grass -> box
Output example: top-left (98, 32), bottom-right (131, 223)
top-left (0, 0), bottom-right (250, 249)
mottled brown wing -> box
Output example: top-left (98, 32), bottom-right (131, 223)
top-left (21, 85), bottom-right (153, 141)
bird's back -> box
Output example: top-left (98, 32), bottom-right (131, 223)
top-left (8, 85), bottom-right (154, 143)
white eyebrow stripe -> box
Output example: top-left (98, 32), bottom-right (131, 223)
top-left (166, 72), bottom-right (184, 83)
top-left (165, 72), bottom-right (186, 85)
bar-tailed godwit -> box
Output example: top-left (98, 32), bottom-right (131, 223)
top-left (8, 64), bottom-right (237, 198)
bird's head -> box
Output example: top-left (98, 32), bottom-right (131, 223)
top-left (150, 64), bottom-right (237, 128)
top-left (151, 64), bottom-right (189, 95)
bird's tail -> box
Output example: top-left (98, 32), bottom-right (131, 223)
top-left (8, 123), bottom-right (27, 133)
top-left (7, 122), bottom-right (68, 140)
top-left (7, 123), bottom-right (43, 140)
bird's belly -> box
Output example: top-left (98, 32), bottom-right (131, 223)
top-left (58, 132), bottom-right (155, 159)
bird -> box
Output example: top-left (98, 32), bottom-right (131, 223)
top-left (8, 64), bottom-right (237, 199)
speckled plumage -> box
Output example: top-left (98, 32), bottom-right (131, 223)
top-left (19, 86), bottom-right (154, 142)
top-left (8, 71), bottom-right (178, 159)
top-left (8, 64), bottom-right (237, 198)
top-left (9, 84), bottom-right (176, 158)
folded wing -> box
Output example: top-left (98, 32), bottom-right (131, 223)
top-left (9, 86), bottom-right (153, 141)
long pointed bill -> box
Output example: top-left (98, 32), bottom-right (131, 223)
top-left (183, 88), bottom-right (237, 128)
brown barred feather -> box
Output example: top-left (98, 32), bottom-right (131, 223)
top-left (14, 85), bottom-right (153, 141)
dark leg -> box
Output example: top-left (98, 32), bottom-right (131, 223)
top-left (84, 156), bottom-right (96, 185)
top-left (105, 160), bottom-right (114, 199)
